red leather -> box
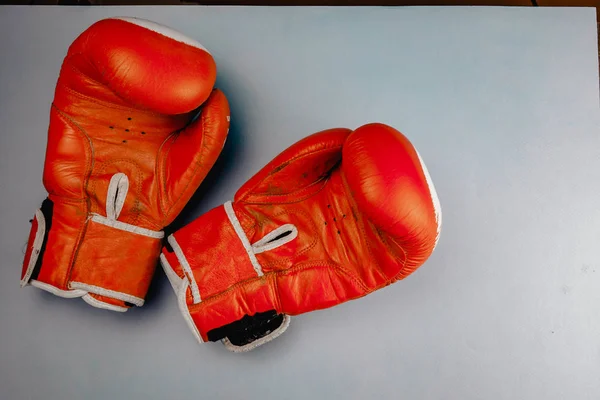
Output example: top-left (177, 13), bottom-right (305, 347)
top-left (21, 17), bottom-right (230, 311)
top-left (161, 123), bottom-right (441, 348)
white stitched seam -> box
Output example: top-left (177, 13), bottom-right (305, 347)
top-left (82, 294), bottom-right (128, 312)
top-left (224, 201), bottom-right (264, 277)
top-left (30, 281), bottom-right (131, 312)
top-left (252, 224), bottom-right (298, 254)
top-left (90, 214), bottom-right (164, 239)
top-left (159, 254), bottom-right (205, 343)
top-left (30, 280), bottom-right (87, 298)
top-left (179, 279), bottom-right (205, 343)
top-left (167, 235), bottom-right (201, 304)
top-left (93, 173), bottom-right (163, 238)
top-left (222, 314), bottom-right (291, 353)
top-left (20, 209), bottom-right (46, 287)
top-left (70, 282), bottom-right (144, 306)
top-left (160, 253), bottom-right (184, 294)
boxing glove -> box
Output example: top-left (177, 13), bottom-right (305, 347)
top-left (20, 17), bottom-right (230, 312)
top-left (160, 123), bottom-right (441, 351)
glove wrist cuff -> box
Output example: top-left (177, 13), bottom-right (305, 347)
top-left (160, 201), bottom-right (292, 350)
top-left (21, 196), bottom-right (163, 312)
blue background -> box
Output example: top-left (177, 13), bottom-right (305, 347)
top-left (0, 5), bottom-right (599, 400)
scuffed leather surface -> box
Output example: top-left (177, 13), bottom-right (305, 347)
top-left (163, 123), bottom-right (441, 340)
top-left (23, 18), bottom-right (230, 307)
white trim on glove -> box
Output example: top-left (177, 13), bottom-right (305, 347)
top-left (81, 294), bottom-right (128, 312)
top-left (415, 150), bottom-right (442, 248)
top-left (21, 173), bottom-right (160, 312)
top-left (160, 253), bottom-right (205, 344)
top-left (114, 17), bottom-right (211, 54)
top-left (20, 209), bottom-right (45, 288)
top-left (90, 173), bottom-right (164, 239)
top-left (167, 235), bottom-right (201, 304)
top-left (222, 314), bottom-right (291, 353)
top-left (224, 201), bottom-right (265, 277)
top-left (161, 201), bottom-right (298, 352)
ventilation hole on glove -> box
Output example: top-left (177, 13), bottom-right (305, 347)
top-left (343, 214), bottom-right (346, 218)
top-left (109, 126), bottom-right (114, 129)
top-left (327, 204), bottom-right (331, 208)
top-left (141, 131), bottom-right (146, 135)
top-left (337, 230), bottom-right (341, 234)
top-left (324, 221), bottom-right (327, 226)
top-left (333, 217), bottom-right (337, 222)
top-left (127, 117), bottom-right (132, 121)
top-left (125, 129), bottom-right (130, 132)
top-left (122, 140), bottom-right (127, 143)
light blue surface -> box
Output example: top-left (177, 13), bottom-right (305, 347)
top-left (0, 5), bottom-right (599, 400)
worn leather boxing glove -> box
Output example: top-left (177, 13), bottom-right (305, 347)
top-left (20, 17), bottom-right (230, 312)
top-left (160, 123), bottom-right (441, 351)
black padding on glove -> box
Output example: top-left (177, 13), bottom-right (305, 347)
top-left (207, 310), bottom-right (286, 347)
top-left (30, 198), bottom-right (53, 281)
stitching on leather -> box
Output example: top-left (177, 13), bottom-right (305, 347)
top-left (50, 106), bottom-right (93, 201)
top-left (257, 209), bottom-right (319, 269)
top-left (242, 177), bottom-right (330, 206)
top-left (156, 133), bottom-right (178, 218)
top-left (135, 213), bottom-right (163, 232)
top-left (164, 135), bottom-right (204, 218)
top-left (63, 61), bottom-right (167, 118)
top-left (187, 274), bottom-right (267, 312)
top-left (52, 106), bottom-right (94, 288)
top-left (58, 64), bottom-right (180, 223)
top-left (90, 159), bottom-right (145, 226)
top-left (280, 261), bottom-right (369, 293)
top-left (233, 203), bottom-right (317, 270)
top-left (244, 178), bottom-right (330, 205)
top-left (59, 82), bottom-right (164, 119)
top-left (238, 145), bottom-right (343, 203)
top-left (45, 194), bottom-right (86, 203)
top-left (340, 172), bottom-right (395, 286)
top-left (375, 225), bottom-right (408, 280)
top-left (238, 206), bottom-right (257, 233)
top-left (187, 261), bottom-right (368, 313)
top-left (63, 51), bottom-right (164, 116)
top-left (271, 273), bottom-right (283, 312)
top-left (160, 104), bottom-right (212, 220)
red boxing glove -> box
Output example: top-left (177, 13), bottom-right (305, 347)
top-left (20, 17), bottom-right (230, 312)
top-left (160, 123), bottom-right (441, 351)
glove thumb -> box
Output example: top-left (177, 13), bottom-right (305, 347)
top-left (161, 89), bottom-right (230, 219)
